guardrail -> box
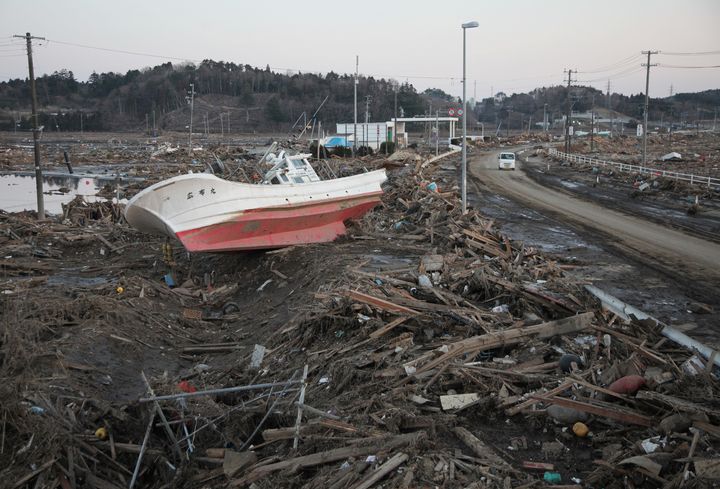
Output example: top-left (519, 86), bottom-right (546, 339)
top-left (547, 148), bottom-right (720, 190)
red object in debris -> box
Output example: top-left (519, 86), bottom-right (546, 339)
top-left (608, 375), bottom-right (645, 395)
top-left (178, 380), bottom-right (197, 393)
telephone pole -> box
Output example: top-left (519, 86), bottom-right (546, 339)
top-left (353, 55), bottom-right (358, 156)
top-left (563, 69), bottom-right (575, 154)
top-left (393, 82), bottom-right (398, 148)
top-left (607, 80), bottom-right (613, 136)
top-left (364, 95), bottom-right (371, 148)
top-left (187, 83), bottom-right (195, 152)
top-left (14, 32), bottom-right (46, 219)
top-left (641, 50), bottom-right (658, 165)
top-left (590, 104), bottom-right (595, 152)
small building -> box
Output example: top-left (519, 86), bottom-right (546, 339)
top-left (337, 117), bottom-right (460, 149)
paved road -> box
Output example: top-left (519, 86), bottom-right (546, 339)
top-left (470, 150), bottom-right (720, 283)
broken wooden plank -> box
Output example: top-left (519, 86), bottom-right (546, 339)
top-left (539, 396), bottom-right (654, 426)
top-left (413, 312), bottom-right (594, 377)
top-left (94, 233), bottom-right (121, 254)
top-left (505, 381), bottom-right (574, 416)
top-left (343, 290), bottom-right (420, 316)
top-left (12, 458), bottom-right (57, 489)
top-left (234, 432), bottom-right (425, 485)
top-left (636, 391), bottom-right (720, 417)
top-left (352, 452), bottom-right (409, 489)
top-left (370, 316), bottom-right (410, 339)
top-left (695, 459), bottom-right (720, 480)
top-left (453, 427), bottom-right (514, 472)
top-left (223, 450), bottom-right (257, 478)
top-left (522, 461), bottom-right (555, 471)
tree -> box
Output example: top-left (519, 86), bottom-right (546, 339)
top-left (265, 96), bottom-right (284, 125)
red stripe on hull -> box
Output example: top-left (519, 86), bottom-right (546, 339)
top-left (175, 193), bottom-right (381, 252)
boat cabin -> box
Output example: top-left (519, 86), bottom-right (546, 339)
top-left (263, 151), bottom-right (321, 185)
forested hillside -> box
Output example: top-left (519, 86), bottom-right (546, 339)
top-left (0, 59), bottom-right (717, 133)
top-left (0, 61), bottom-right (428, 133)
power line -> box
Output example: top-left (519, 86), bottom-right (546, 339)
top-left (660, 50), bottom-right (720, 56)
top-left (577, 66), bottom-right (645, 83)
top-left (659, 64), bottom-right (720, 69)
top-left (44, 38), bottom-right (199, 63)
top-left (577, 54), bottom-right (642, 74)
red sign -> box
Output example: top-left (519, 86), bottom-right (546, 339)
top-left (448, 108), bottom-right (455, 116)
top-left (457, 108), bottom-right (464, 116)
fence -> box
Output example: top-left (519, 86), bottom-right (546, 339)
top-left (547, 148), bottom-right (720, 190)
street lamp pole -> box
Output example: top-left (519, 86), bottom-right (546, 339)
top-left (461, 21), bottom-right (478, 215)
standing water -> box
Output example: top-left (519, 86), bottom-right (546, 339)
top-left (0, 173), bottom-right (120, 214)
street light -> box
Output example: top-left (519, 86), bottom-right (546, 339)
top-left (461, 21), bottom-right (478, 214)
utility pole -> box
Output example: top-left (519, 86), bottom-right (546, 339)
top-left (393, 82), bottom-right (398, 148)
top-left (563, 69), bottom-right (575, 154)
top-left (543, 103), bottom-right (547, 133)
top-left (353, 55), bottom-right (358, 156)
top-left (226, 112), bottom-right (230, 135)
top-left (607, 80), bottom-right (613, 136)
top-left (152, 108), bottom-right (156, 137)
top-left (187, 83), bottom-right (195, 152)
top-left (364, 95), bottom-right (371, 148)
top-left (435, 110), bottom-right (439, 156)
top-left (590, 95), bottom-right (595, 152)
top-left (80, 112), bottom-right (83, 135)
top-left (145, 113), bottom-right (149, 135)
top-left (220, 113), bottom-right (224, 136)
top-left (461, 20), bottom-right (478, 215)
top-left (641, 50), bottom-right (658, 165)
top-left (14, 32), bottom-right (45, 219)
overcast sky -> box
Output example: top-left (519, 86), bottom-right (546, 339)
top-left (1, 0), bottom-right (718, 98)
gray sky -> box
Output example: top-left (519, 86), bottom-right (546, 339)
top-left (1, 0), bottom-right (719, 98)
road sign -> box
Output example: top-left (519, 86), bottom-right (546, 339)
top-left (457, 108), bottom-right (464, 116)
top-left (448, 108), bottom-right (455, 116)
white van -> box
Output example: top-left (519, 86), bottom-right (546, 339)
top-left (498, 152), bottom-right (516, 170)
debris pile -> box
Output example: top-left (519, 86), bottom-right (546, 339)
top-left (569, 132), bottom-right (720, 177)
top-left (1, 147), bottom-right (718, 488)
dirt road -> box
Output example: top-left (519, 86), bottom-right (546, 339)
top-left (470, 149), bottom-right (720, 294)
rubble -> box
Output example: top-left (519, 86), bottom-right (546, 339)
top-left (0, 140), bottom-right (718, 489)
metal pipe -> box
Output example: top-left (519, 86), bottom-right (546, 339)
top-left (585, 285), bottom-right (720, 368)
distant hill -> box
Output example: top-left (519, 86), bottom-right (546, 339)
top-left (0, 60), bottom-right (717, 133)
top-left (0, 61), bottom-right (431, 133)
top-left (475, 86), bottom-right (720, 131)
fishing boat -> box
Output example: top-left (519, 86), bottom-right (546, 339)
top-left (124, 150), bottom-right (387, 252)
